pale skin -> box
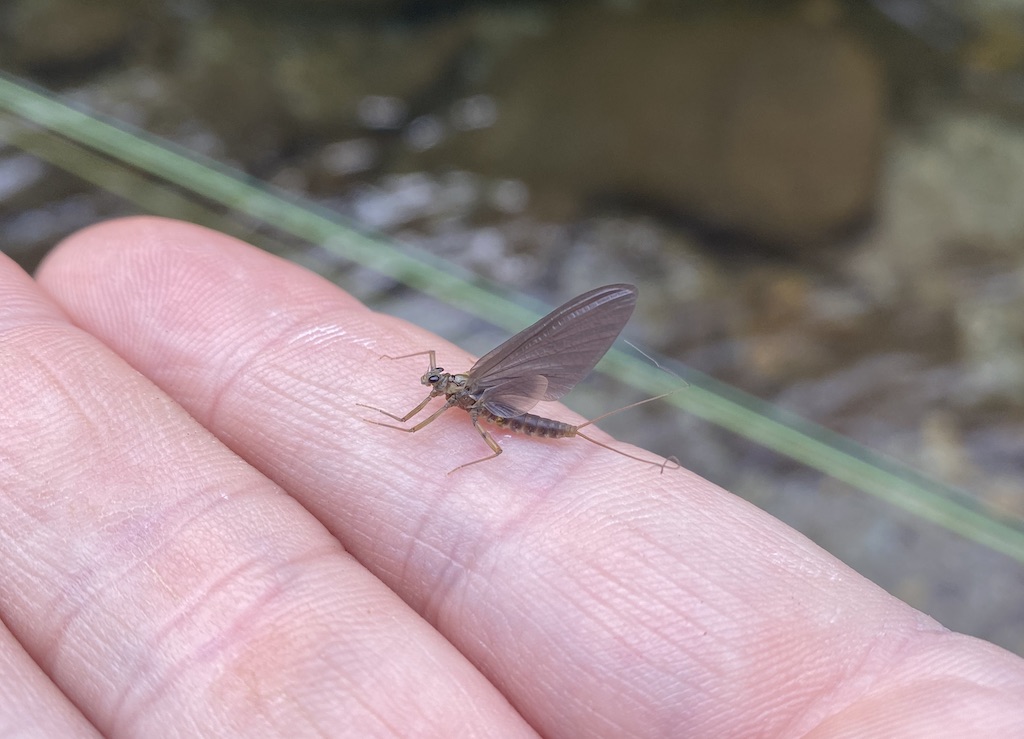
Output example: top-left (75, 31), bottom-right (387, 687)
top-left (1, 217), bottom-right (1022, 738)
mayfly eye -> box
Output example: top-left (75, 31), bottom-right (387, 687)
top-left (429, 374), bottom-right (441, 383)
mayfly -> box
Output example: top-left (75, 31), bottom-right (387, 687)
top-left (360, 283), bottom-right (676, 474)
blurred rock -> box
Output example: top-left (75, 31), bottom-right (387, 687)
top-left (1, 0), bottom-right (136, 72)
top-left (430, 10), bottom-right (886, 249)
top-left (170, 9), bottom-right (471, 162)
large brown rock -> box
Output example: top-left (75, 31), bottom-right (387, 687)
top-left (443, 12), bottom-right (886, 247)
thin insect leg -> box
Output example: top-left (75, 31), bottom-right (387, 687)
top-left (575, 431), bottom-right (680, 473)
top-left (380, 350), bottom-right (438, 369)
top-left (447, 417), bottom-right (504, 474)
top-left (362, 397), bottom-right (456, 432)
top-left (356, 390), bottom-right (436, 423)
top-left (574, 390), bottom-right (679, 430)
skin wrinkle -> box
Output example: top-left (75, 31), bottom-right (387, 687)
top-left (253, 322), bottom-right (365, 407)
top-left (410, 517), bottom-right (550, 719)
top-left (207, 306), bottom-right (367, 436)
top-left (287, 703), bottom-right (333, 739)
top-left (39, 561), bottom-right (107, 682)
top-left (13, 334), bottom-right (106, 450)
top-left (40, 474), bottom-right (267, 698)
top-left (829, 615), bottom-right (945, 722)
top-left (402, 512), bottom-right (465, 626)
top-left (201, 311), bottom-right (322, 436)
top-left (408, 468), bottom-right (690, 728)
top-left (486, 555), bottom-right (594, 678)
top-left (742, 610), bottom-right (927, 737)
top-left (267, 365), bottom-right (347, 427)
top-left (103, 538), bottom-right (277, 728)
top-left (111, 543), bottom-right (343, 736)
top-left (538, 503), bottom-right (723, 677)
top-left (582, 555), bottom-right (708, 681)
top-left (39, 488), bottom-right (204, 698)
top-left (536, 495), bottom-right (889, 736)
top-left (804, 653), bottom-right (1015, 736)
top-left (209, 309), bottom-right (396, 485)
top-left (313, 624), bottom-right (453, 739)
top-left (546, 557), bottom-right (696, 730)
top-left (422, 488), bottom-right (551, 633)
top-left (0, 642), bottom-right (101, 739)
top-left (789, 622), bottom-right (944, 734)
top-left (415, 634), bottom-right (497, 724)
top-left (727, 623), bottom-right (847, 735)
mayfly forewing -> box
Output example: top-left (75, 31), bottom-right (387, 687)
top-left (469, 284), bottom-right (636, 392)
top-left (468, 284), bottom-right (637, 418)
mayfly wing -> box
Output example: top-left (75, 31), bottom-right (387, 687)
top-left (469, 283), bottom-right (637, 417)
top-left (476, 375), bottom-right (549, 419)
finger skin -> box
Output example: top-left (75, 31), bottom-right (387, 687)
top-left (0, 627), bottom-right (101, 737)
top-left (38, 217), bottom-right (1024, 737)
top-left (0, 248), bottom-right (532, 737)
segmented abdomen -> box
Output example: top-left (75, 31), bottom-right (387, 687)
top-left (480, 410), bottom-right (577, 438)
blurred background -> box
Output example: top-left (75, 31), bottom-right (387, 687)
top-left (2, 0), bottom-right (1023, 655)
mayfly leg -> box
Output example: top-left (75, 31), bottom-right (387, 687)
top-left (362, 396), bottom-right (457, 433)
top-left (358, 391), bottom-right (437, 424)
top-left (446, 414), bottom-right (506, 474)
top-left (380, 349), bottom-right (440, 368)
top-left (356, 349), bottom-right (447, 426)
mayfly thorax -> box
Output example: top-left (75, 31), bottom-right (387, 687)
top-left (358, 283), bottom-right (677, 474)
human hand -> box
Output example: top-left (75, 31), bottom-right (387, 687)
top-left (2, 217), bottom-right (1022, 737)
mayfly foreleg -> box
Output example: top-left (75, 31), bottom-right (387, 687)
top-left (379, 350), bottom-right (439, 370)
top-left (357, 390), bottom-right (436, 423)
top-left (361, 396), bottom-right (457, 433)
top-left (355, 350), bottom-right (444, 422)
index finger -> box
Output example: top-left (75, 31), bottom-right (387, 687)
top-left (38, 217), bottom-right (1024, 737)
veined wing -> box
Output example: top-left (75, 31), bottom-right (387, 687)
top-left (469, 284), bottom-right (636, 417)
top-left (477, 375), bottom-right (548, 419)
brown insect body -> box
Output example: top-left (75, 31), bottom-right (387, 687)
top-left (481, 410), bottom-right (576, 439)
top-left (422, 366), bottom-right (578, 440)
top-left (360, 284), bottom-right (674, 474)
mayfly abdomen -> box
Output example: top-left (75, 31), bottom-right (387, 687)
top-left (482, 410), bottom-right (577, 439)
